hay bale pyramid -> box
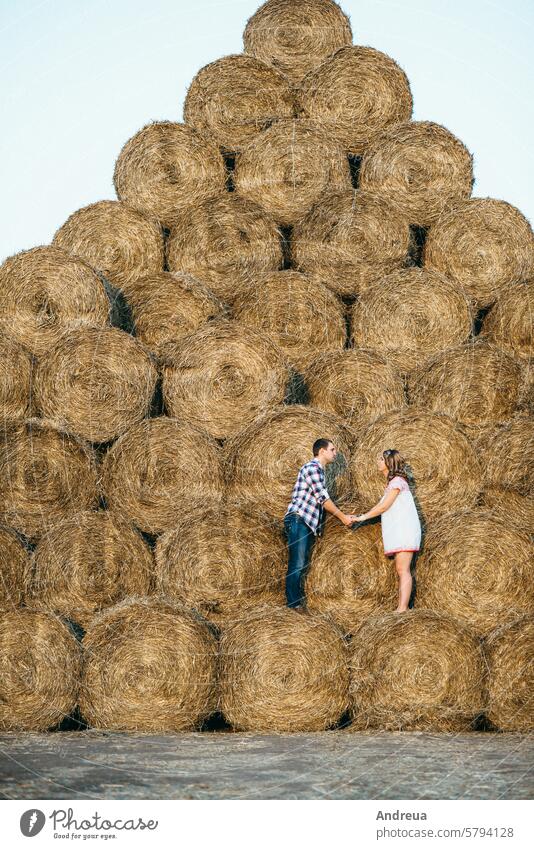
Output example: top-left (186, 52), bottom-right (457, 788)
top-left (0, 0), bottom-right (532, 733)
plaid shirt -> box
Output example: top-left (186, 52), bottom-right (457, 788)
top-left (285, 458), bottom-right (331, 536)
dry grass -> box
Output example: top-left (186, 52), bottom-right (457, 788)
top-left (0, 246), bottom-right (110, 356)
top-left (243, 0), bottom-right (352, 85)
top-left (291, 190), bottom-right (412, 297)
top-left (484, 615), bottom-right (534, 731)
top-left (297, 45), bottom-right (412, 154)
top-left (161, 319), bottom-right (290, 440)
top-left (415, 509), bottom-right (534, 635)
top-left (184, 54), bottom-right (296, 152)
top-left (348, 609), bottom-right (485, 731)
top-left (79, 597), bottom-right (218, 731)
top-left (0, 609), bottom-right (81, 731)
top-left (53, 200), bottom-right (164, 289)
top-left (219, 604), bottom-right (350, 731)
top-left (424, 199), bottom-right (534, 308)
top-left (358, 121), bottom-right (473, 226)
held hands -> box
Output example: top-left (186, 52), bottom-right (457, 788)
top-left (342, 513), bottom-right (364, 526)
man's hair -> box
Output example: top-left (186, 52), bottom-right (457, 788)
top-left (313, 438), bottom-right (332, 456)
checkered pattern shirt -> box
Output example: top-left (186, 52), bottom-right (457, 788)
top-left (285, 458), bottom-right (331, 535)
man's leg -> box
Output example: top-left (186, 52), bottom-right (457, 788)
top-left (284, 514), bottom-right (315, 608)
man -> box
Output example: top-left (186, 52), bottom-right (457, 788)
top-left (283, 438), bottom-right (356, 610)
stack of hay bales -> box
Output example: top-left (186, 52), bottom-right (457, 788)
top-left (0, 0), bottom-right (532, 733)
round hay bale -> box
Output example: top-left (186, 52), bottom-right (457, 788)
top-left (155, 503), bottom-right (286, 626)
top-left (219, 604), bottom-right (349, 731)
top-left (34, 325), bottom-right (158, 443)
top-left (0, 608), bottom-right (81, 731)
top-left (484, 616), bottom-right (534, 731)
top-left (297, 46), bottom-right (412, 154)
top-left (225, 404), bottom-right (355, 519)
top-left (0, 331), bottom-right (33, 421)
top-left (350, 269), bottom-right (473, 373)
top-left (161, 320), bottom-right (290, 440)
top-left (480, 488), bottom-right (534, 537)
top-left (305, 513), bottom-right (397, 634)
top-left (424, 199), bottom-right (534, 308)
top-left (233, 119), bottom-right (352, 226)
top-left (53, 200), bottom-right (164, 290)
top-left (475, 417), bottom-right (534, 496)
top-left (102, 417), bottom-right (224, 534)
top-left (416, 510), bottom-right (534, 635)
top-left (291, 190), bottom-right (412, 297)
top-left (184, 54), bottom-right (296, 152)
top-left (113, 121), bottom-right (227, 229)
top-left (0, 246), bottom-right (110, 356)
top-left (0, 419), bottom-right (99, 541)
top-left (243, 0), bottom-right (353, 85)
top-left (349, 408), bottom-right (482, 522)
top-left (120, 271), bottom-right (225, 356)
top-left (232, 270), bottom-right (346, 371)
top-left (482, 279), bottom-right (534, 360)
top-left (303, 349), bottom-right (406, 430)
top-left (29, 512), bottom-right (154, 628)
top-left (79, 598), bottom-right (218, 731)
top-left (0, 526), bottom-right (31, 610)
top-left (348, 609), bottom-right (485, 731)
top-left (408, 341), bottom-right (524, 437)
top-left (358, 121), bottom-right (474, 227)
top-left (166, 193), bottom-right (283, 304)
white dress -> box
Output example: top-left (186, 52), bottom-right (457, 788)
top-left (379, 475), bottom-right (421, 556)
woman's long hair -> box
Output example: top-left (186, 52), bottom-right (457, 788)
top-left (383, 448), bottom-right (411, 484)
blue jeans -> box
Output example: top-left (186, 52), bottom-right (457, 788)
top-left (284, 512), bottom-right (316, 608)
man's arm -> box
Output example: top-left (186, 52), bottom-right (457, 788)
top-left (304, 466), bottom-right (355, 527)
top-left (323, 498), bottom-right (355, 527)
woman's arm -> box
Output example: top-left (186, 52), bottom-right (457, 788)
top-left (354, 488), bottom-right (399, 522)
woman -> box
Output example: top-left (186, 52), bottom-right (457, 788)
top-left (354, 449), bottom-right (421, 613)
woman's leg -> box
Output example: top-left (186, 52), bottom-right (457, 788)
top-left (394, 551), bottom-right (413, 612)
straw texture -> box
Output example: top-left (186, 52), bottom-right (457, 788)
top-left (0, 419), bottom-right (99, 541)
top-left (424, 199), bottom-right (534, 308)
top-left (79, 597), bottom-right (218, 731)
top-left (34, 325), bottom-right (158, 443)
top-left (0, 246), bottom-right (110, 356)
top-left (306, 515), bottom-right (396, 635)
top-left (225, 404), bottom-right (355, 519)
top-left (349, 610), bottom-right (485, 731)
top-left (53, 200), bottom-right (164, 289)
top-left (243, 0), bottom-right (352, 85)
top-left (29, 512), bottom-right (154, 628)
top-left (0, 332), bottom-right (33, 421)
top-left (155, 503), bottom-right (286, 626)
top-left (349, 408), bottom-right (482, 523)
top-left (161, 320), bottom-right (290, 440)
top-left (484, 616), bottom-right (534, 731)
top-left (297, 45), bottom-right (412, 154)
top-left (0, 609), bottom-right (81, 731)
top-left (475, 417), bottom-right (534, 496)
top-left (291, 190), bottom-right (412, 297)
top-left (350, 269), bottom-right (473, 373)
top-left (0, 526), bottom-right (31, 610)
top-left (304, 349), bottom-right (406, 430)
top-left (102, 417), bottom-right (224, 534)
top-left (408, 341), bottom-right (524, 437)
top-left (121, 271), bottom-right (225, 356)
top-left (359, 121), bottom-right (473, 226)
top-left (184, 54), bottom-right (296, 152)
top-left (232, 270), bottom-right (346, 371)
top-left (482, 279), bottom-right (533, 361)
top-left (219, 604), bottom-right (350, 731)
top-left (113, 121), bottom-right (227, 228)
top-left (234, 119), bottom-right (352, 226)
top-left (166, 193), bottom-right (283, 304)
top-left (480, 488), bottom-right (534, 537)
top-left (416, 510), bottom-right (534, 635)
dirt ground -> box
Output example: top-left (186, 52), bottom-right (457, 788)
top-left (0, 730), bottom-right (532, 799)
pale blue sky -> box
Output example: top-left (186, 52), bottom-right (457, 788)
top-left (1, 0), bottom-right (533, 263)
